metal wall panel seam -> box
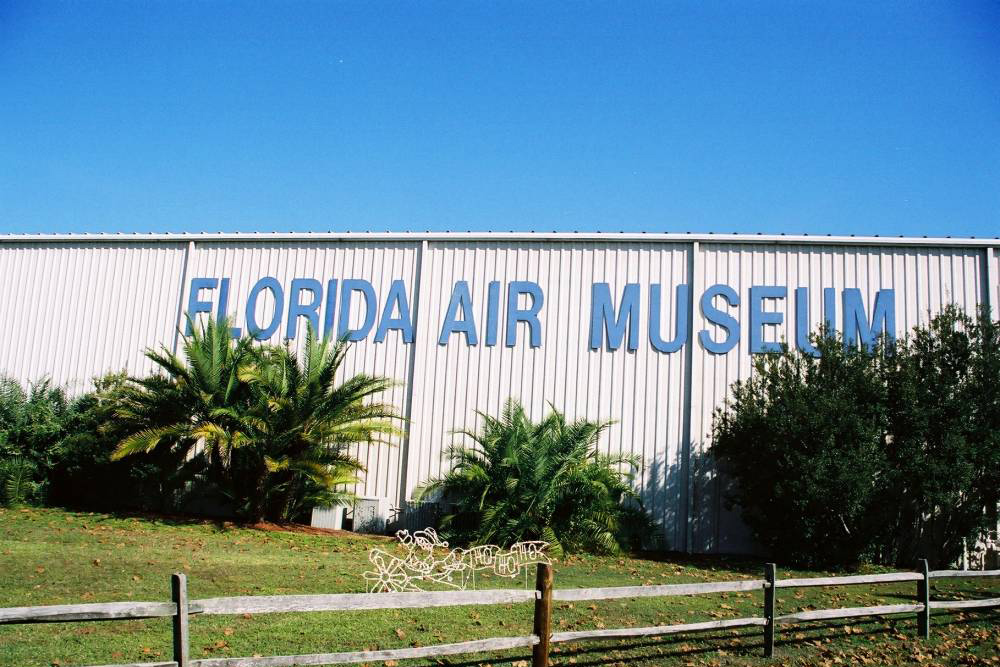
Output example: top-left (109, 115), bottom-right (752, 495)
top-left (403, 241), bottom-right (435, 502)
top-left (46, 244), bottom-right (71, 384)
top-left (171, 241), bottom-right (195, 354)
top-left (995, 247), bottom-right (1000, 315)
top-left (984, 247), bottom-right (997, 318)
top-left (396, 240), bottom-right (426, 506)
top-left (681, 241), bottom-right (699, 553)
top-left (25, 244), bottom-right (52, 382)
top-left (8, 245), bottom-right (29, 381)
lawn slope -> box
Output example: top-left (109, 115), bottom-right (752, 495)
top-left (1, 508), bottom-right (998, 666)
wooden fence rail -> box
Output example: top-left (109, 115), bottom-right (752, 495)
top-left (1, 563), bottom-right (998, 667)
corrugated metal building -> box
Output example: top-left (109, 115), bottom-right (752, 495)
top-left (1, 232), bottom-right (997, 552)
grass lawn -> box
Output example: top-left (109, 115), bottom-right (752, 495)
top-left (1, 507), bottom-right (998, 667)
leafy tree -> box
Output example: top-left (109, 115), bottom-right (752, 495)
top-left (710, 333), bottom-right (890, 567)
top-left (712, 307), bottom-right (1000, 568)
top-left (231, 330), bottom-right (401, 522)
top-left (417, 399), bottom-right (654, 556)
top-left (878, 306), bottom-right (1000, 567)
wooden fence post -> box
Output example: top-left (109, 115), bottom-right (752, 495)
top-left (916, 558), bottom-right (930, 639)
top-left (532, 562), bottom-right (553, 667)
top-left (171, 573), bottom-right (190, 667)
top-left (763, 563), bottom-right (776, 658)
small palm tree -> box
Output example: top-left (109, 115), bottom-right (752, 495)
top-left (0, 457), bottom-right (39, 507)
top-left (235, 329), bottom-right (402, 521)
top-left (112, 317), bottom-right (255, 497)
top-left (417, 399), bottom-right (653, 556)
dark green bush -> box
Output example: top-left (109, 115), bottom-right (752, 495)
top-left (46, 373), bottom-right (179, 513)
top-left (711, 306), bottom-right (1000, 568)
top-left (0, 372), bottom-right (181, 512)
top-left (710, 332), bottom-right (889, 567)
top-left (876, 307), bottom-right (1000, 567)
top-left (0, 377), bottom-right (71, 506)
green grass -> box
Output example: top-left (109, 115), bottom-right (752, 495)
top-left (1, 507), bottom-right (998, 666)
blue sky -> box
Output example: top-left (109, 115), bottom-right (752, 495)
top-left (1, 1), bottom-right (998, 237)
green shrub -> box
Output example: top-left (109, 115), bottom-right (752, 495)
top-left (46, 373), bottom-right (175, 512)
top-left (877, 306), bottom-right (1000, 566)
top-left (227, 329), bottom-right (401, 522)
top-left (417, 399), bottom-right (656, 556)
top-left (0, 376), bottom-right (71, 506)
top-left (710, 332), bottom-right (889, 567)
top-left (0, 457), bottom-right (39, 506)
top-left (112, 316), bottom-right (256, 511)
top-left (711, 306), bottom-right (1000, 568)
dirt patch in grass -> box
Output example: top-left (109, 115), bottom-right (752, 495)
top-left (245, 520), bottom-right (392, 539)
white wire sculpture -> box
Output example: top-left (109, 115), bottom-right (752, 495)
top-left (363, 528), bottom-right (551, 593)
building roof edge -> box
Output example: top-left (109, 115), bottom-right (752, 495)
top-left (0, 230), bottom-right (996, 247)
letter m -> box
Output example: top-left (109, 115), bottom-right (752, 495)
top-left (842, 288), bottom-right (896, 350)
top-left (590, 283), bottom-right (640, 351)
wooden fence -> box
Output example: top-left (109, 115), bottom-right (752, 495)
top-left (1, 561), bottom-right (998, 667)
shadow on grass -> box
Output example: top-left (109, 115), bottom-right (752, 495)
top-left (629, 549), bottom-right (763, 576)
top-left (432, 609), bottom-right (1000, 667)
top-left (85, 508), bottom-right (235, 532)
top-left (81, 507), bottom-right (384, 539)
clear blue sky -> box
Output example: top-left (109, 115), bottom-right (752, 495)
top-left (1, 1), bottom-right (998, 237)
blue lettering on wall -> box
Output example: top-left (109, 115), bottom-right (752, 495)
top-left (505, 281), bottom-right (543, 348)
top-left (375, 280), bottom-right (414, 343)
top-left (699, 284), bottom-right (741, 354)
top-left (185, 277), bottom-right (897, 355)
top-left (843, 288), bottom-right (896, 350)
top-left (795, 287), bottom-right (819, 356)
top-left (485, 281), bottom-right (501, 347)
top-left (338, 279), bottom-right (377, 342)
top-left (823, 287), bottom-right (837, 334)
top-left (439, 280), bottom-right (478, 345)
top-left (286, 278), bottom-right (322, 340)
top-left (649, 284), bottom-right (689, 353)
top-left (186, 277), bottom-right (217, 334)
top-left (322, 279), bottom-right (338, 339)
top-left (749, 286), bottom-right (787, 354)
top-left (590, 283), bottom-right (640, 351)
top-left (245, 277), bottom-right (284, 340)
top-left (215, 278), bottom-right (242, 337)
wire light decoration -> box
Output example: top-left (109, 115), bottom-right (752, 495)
top-left (364, 528), bottom-right (551, 593)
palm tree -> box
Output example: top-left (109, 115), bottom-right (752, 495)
top-left (235, 329), bottom-right (401, 521)
top-left (113, 318), bottom-right (401, 522)
top-left (112, 317), bottom-right (255, 508)
top-left (417, 399), bottom-right (652, 556)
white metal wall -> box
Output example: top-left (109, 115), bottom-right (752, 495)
top-left (0, 242), bottom-right (188, 393)
top-left (0, 235), bottom-right (996, 553)
top-left (406, 241), bottom-right (691, 547)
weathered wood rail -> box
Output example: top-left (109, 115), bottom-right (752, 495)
top-left (1, 564), bottom-right (997, 667)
